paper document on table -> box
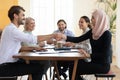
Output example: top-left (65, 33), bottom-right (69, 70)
top-left (44, 44), bottom-right (55, 49)
top-left (56, 49), bottom-right (79, 53)
top-left (34, 49), bottom-right (57, 54)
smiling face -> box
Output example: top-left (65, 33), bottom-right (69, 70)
top-left (8, 6), bottom-right (26, 27)
top-left (78, 18), bottom-right (88, 31)
top-left (17, 10), bottom-right (25, 25)
top-left (57, 21), bottom-right (66, 31)
top-left (78, 16), bottom-right (91, 31)
top-left (25, 17), bottom-right (35, 31)
top-left (26, 20), bottom-right (35, 31)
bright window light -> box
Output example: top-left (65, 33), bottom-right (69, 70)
top-left (30, 0), bottom-right (74, 35)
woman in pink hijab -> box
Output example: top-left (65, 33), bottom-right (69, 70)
top-left (60, 9), bottom-right (112, 80)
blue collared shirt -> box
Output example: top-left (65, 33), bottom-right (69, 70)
top-left (53, 29), bottom-right (74, 37)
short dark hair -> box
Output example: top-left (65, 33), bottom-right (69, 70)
top-left (0, 30), bottom-right (2, 39)
top-left (8, 5), bottom-right (25, 21)
top-left (57, 19), bottom-right (67, 28)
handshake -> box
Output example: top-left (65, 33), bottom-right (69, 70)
top-left (52, 33), bottom-right (67, 41)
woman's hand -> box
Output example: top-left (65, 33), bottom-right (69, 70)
top-left (64, 42), bottom-right (75, 47)
top-left (78, 49), bottom-right (90, 57)
top-left (54, 33), bottom-right (67, 41)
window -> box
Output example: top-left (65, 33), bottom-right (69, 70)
top-left (30, 0), bottom-right (74, 35)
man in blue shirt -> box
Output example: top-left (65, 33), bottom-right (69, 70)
top-left (54, 19), bottom-right (74, 79)
top-left (53, 19), bottom-right (74, 37)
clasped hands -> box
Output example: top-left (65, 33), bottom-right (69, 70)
top-left (51, 33), bottom-right (90, 57)
top-left (52, 33), bottom-right (67, 41)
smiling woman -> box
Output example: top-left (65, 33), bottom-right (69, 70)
top-left (18, 0), bottom-right (100, 36)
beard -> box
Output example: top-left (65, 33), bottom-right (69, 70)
top-left (18, 19), bottom-right (25, 25)
top-left (59, 27), bottom-right (65, 32)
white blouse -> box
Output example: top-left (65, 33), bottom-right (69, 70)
top-left (75, 28), bottom-right (91, 54)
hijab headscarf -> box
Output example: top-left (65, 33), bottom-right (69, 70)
top-left (92, 9), bottom-right (110, 40)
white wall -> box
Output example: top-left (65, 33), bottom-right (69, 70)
top-left (116, 0), bottom-right (120, 68)
top-left (73, 0), bottom-right (97, 36)
top-left (18, 0), bottom-right (30, 17)
top-left (18, 0), bottom-right (30, 31)
top-left (18, 0), bottom-right (97, 36)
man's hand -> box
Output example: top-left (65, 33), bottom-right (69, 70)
top-left (38, 41), bottom-right (45, 47)
top-left (34, 47), bottom-right (47, 51)
top-left (53, 33), bottom-right (67, 41)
